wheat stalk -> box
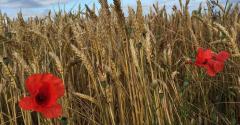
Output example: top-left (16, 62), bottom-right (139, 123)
top-left (213, 22), bottom-right (240, 55)
top-left (49, 52), bottom-right (64, 75)
top-left (12, 52), bottom-right (31, 74)
top-left (130, 39), bottom-right (140, 69)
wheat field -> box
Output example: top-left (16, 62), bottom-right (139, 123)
top-left (0, 0), bottom-right (240, 124)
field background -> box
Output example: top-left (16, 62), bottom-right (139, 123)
top-left (0, 0), bottom-right (240, 124)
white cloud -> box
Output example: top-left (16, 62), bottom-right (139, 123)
top-left (0, 0), bottom-right (70, 8)
top-left (33, 0), bottom-right (69, 6)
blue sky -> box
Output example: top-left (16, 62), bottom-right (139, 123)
top-left (0, 0), bottom-right (239, 18)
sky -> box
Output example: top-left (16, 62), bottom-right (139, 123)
top-left (0, 0), bottom-right (239, 18)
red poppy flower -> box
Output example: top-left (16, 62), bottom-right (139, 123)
top-left (194, 48), bottom-right (229, 77)
top-left (195, 48), bottom-right (214, 67)
top-left (204, 59), bottom-right (225, 76)
top-left (19, 73), bottom-right (65, 118)
top-left (214, 51), bottom-right (230, 62)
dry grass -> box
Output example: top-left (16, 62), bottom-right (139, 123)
top-left (0, 0), bottom-right (240, 124)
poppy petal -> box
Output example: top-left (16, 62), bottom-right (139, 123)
top-left (195, 48), bottom-right (214, 66)
top-left (197, 48), bottom-right (204, 57)
top-left (213, 61), bottom-right (224, 72)
top-left (203, 62), bottom-right (216, 77)
top-left (41, 104), bottom-right (62, 118)
top-left (52, 78), bottom-right (65, 98)
top-left (215, 51), bottom-right (230, 62)
top-left (41, 73), bottom-right (56, 83)
top-left (42, 74), bottom-right (65, 98)
top-left (19, 97), bottom-right (35, 110)
top-left (206, 66), bottom-right (216, 77)
top-left (26, 74), bottom-right (44, 96)
top-left (195, 48), bottom-right (205, 64)
top-left (39, 74), bottom-right (64, 106)
top-left (204, 49), bottom-right (214, 59)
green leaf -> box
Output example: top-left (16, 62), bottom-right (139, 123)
top-left (191, 58), bottom-right (196, 63)
top-left (183, 80), bottom-right (189, 87)
top-left (100, 82), bottom-right (108, 89)
top-left (60, 117), bottom-right (68, 125)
